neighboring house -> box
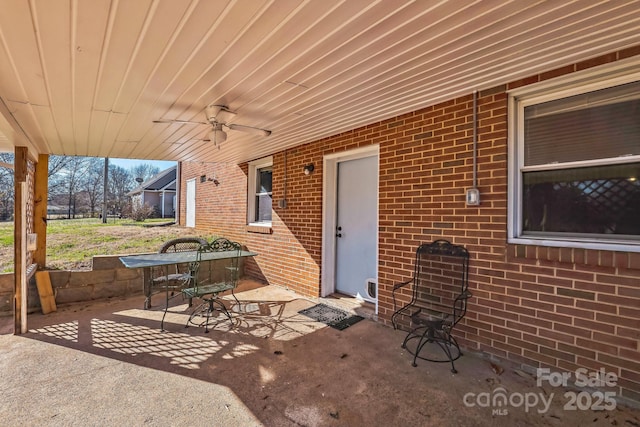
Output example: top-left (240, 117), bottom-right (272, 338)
top-left (179, 49), bottom-right (640, 402)
top-left (46, 204), bottom-right (67, 219)
top-left (127, 166), bottom-right (177, 219)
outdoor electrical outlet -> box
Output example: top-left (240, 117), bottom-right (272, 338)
top-left (466, 188), bottom-right (480, 206)
top-left (278, 199), bottom-right (287, 209)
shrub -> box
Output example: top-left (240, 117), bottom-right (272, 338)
top-left (129, 200), bottom-right (155, 222)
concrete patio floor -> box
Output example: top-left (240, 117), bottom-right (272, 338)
top-left (2, 280), bottom-right (640, 427)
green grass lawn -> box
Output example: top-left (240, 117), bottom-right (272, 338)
top-left (0, 218), bottom-right (205, 272)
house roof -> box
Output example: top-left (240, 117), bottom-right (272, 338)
top-left (0, 1), bottom-right (639, 164)
top-left (127, 166), bottom-right (177, 196)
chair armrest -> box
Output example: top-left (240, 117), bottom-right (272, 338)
top-left (391, 279), bottom-right (416, 330)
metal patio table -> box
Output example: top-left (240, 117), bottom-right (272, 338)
top-left (119, 250), bottom-right (257, 309)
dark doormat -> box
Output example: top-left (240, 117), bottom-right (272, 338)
top-left (298, 303), bottom-right (364, 330)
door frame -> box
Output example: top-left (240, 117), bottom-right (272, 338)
top-left (321, 145), bottom-right (379, 308)
top-left (186, 178), bottom-right (196, 228)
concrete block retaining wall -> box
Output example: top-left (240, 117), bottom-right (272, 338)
top-left (0, 273), bottom-right (13, 315)
top-left (0, 254), bottom-right (144, 317)
top-left (0, 254), bottom-right (248, 317)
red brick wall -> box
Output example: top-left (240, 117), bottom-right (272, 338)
top-left (180, 46), bottom-right (640, 402)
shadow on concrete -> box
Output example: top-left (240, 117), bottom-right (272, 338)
top-left (2, 280), bottom-right (640, 426)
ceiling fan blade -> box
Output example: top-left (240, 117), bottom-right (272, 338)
top-left (227, 123), bottom-right (272, 136)
top-left (153, 119), bottom-right (209, 125)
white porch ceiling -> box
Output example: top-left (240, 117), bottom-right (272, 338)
top-left (0, 0), bottom-right (639, 164)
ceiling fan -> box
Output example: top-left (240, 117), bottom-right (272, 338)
top-left (153, 104), bottom-right (271, 146)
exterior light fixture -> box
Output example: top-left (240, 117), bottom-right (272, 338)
top-left (303, 163), bottom-right (315, 175)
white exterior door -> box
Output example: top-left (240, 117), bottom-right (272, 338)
top-left (335, 155), bottom-right (378, 302)
top-left (186, 178), bottom-right (196, 228)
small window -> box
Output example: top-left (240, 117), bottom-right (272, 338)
top-left (247, 157), bottom-right (273, 226)
top-left (254, 166), bottom-right (272, 222)
top-left (509, 68), bottom-right (640, 250)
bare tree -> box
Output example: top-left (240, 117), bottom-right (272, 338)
top-left (131, 163), bottom-right (160, 184)
top-left (49, 156), bottom-right (91, 218)
top-left (48, 155), bottom-right (73, 177)
top-left (0, 153), bottom-right (14, 220)
top-left (83, 157), bottom-right (104, 217)
top-left (107, 164), bottom-right (132, 217)
top-left (45, 155), bottom-right (163, 220)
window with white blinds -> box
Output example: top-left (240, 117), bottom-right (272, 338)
top-left (510, 74), bottom-right (640, 248)
top-left (524, 81), bottom-right (640, 166)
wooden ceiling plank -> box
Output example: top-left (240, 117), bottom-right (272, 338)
top-left (0, 28), bottom-right (30, 104)
top-left (111, 0), bottom-right (193, 114)
top-left (116, 0), bottom-right (232, 143)
top-left (159, 0), bottom-right (278, 119)
top-left (327, 15), bottom-right (640, 120)
top-left (87, 110), bottom-right (110, 153)
top-left (99, 112), bottom-right (127, 158)
top-left (29, 104), bottom-right (62, 154)
top-left (273, 1), bottom-right (498, 92)
top-left (183, 0), bottom-right (349, 115)
top-left (119, 0), bottom-right (274, 155)
top-left (32, 0), bottom-right (76, 151)
top-left (208, 22), bottom-right (640, 163)
top-left (239, 34), bottom-right (640, 162)
top-left (246, 4), bottom-right (640, 138)
top-left (226, 0), bottom-right (421, 115)
top-left (147, 0), bottom-right (267, 121)
top-left (0, 100), bottom-right (39, 157)
top-left (268, 0), bottom-right (602, 125)
top-left (117, 0), bottom-right (267, 146)
top-left (0, 0), bottom-right (48, 105)
top-left (94, 0), bottom-right (162, 158)
top-left (249, 1), bottom-right (542, 119)
top-left (133, 121), bottom-right (203, 159)
top-left (73, 0), bottom-right (112, 157)
top-left (93, 0), bottom-right (154, 112)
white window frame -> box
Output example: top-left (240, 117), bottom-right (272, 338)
top-left (247, 156), bottom-right (273, 227)
top-left (507, 56), bottom-right (640, 253)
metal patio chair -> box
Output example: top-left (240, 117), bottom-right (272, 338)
top-left (182, 237), bottom-right (242, 332)
top-left (152, 237), bottom-right (207, 330)
top-left (391, 240), bottom-right (472, 373)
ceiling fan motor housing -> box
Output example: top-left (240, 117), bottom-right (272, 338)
top-left (206, 104), bottom-right (236, 124)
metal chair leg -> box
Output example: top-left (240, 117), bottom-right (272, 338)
top-left (161, 284), bottom-right (171, 332)
top-left (230, 290), bottom-right (241, 311)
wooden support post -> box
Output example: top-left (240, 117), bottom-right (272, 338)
top-left (14, 147), bottom-right (28, 334)
top-left (33, 154), bottom-right (48, 268)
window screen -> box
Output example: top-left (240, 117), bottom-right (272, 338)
top-left (519, 80), bottom-right (640, 241)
